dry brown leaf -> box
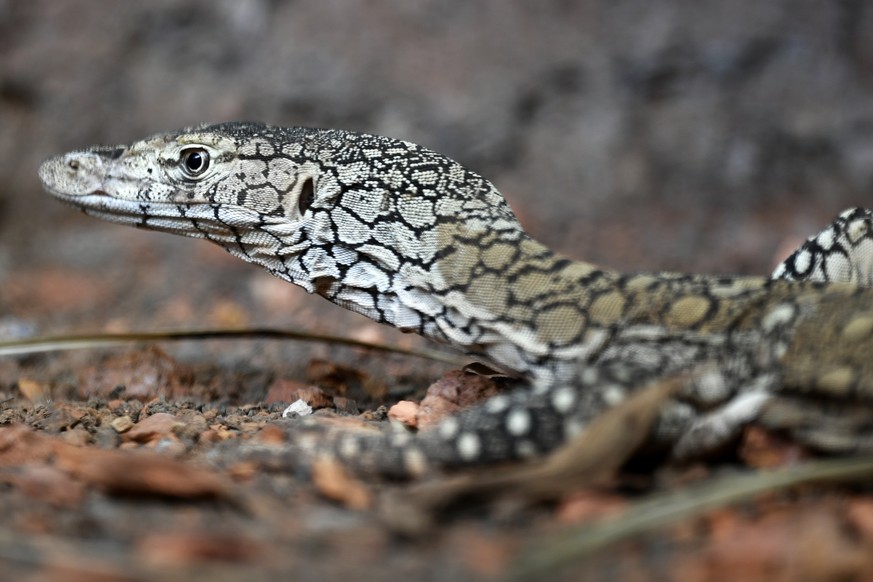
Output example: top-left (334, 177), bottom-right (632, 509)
top-left (54, 442), bottom-right (232, 499)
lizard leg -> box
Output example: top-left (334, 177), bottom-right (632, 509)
top-left (772, 207), bottom-right (873, 285)
top-left (264, 363), bottom-right (699, 478)
top-left (757, 394), bottom-right (873, 453)
top-left (766, 209), bottom-right (873, 449)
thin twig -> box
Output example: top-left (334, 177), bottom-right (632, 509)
top-left (0, 328), bottom-right (465, 365)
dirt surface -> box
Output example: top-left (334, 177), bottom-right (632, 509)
top-left (4, 1), bottom-right (873, 580)
top-left (2, 332), bottom-right (873, 581)
top-left (3, 308), bottom-right (873, 582)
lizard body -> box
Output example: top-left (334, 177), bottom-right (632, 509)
top-left (39, 122), bottom-right (873, 476)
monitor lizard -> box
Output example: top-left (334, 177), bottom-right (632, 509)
top-left (38, 122), bottom-right (873, 477)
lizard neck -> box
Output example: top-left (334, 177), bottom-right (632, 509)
top-left (290, 215), bottom-right (615, 384)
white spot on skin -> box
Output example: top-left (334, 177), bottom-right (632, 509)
top-left (484, 395), bottom-right (510, 414)
top-left (817, 228), bottom-right (835, 250)
top-left (335, 161), bottom-right (370, 186)
top-left (390, 431), bottom-right (411, 447)
top-left (772, 341), bottom-right (788, 360)
top-left (341, 189), bottom-right (384, 222)
top-left (357, 244), bottom-right (400, 271)
top-left (852, 240), bottom-right (873, 284)
top-left (824, 253), bottom-right (851, 282)
top-left (550, 386), bottom-right (576, 415)
top-left (373, 221), bottom-right (418, 258)
top-left (332, 246), bottom-right (358, 266)
top-left (761, 303), bottom-right (796, 333)
top-left (237, 159), bottom-right (268, 186)
top-left (793, 249), bottom-right (811, 274)
top-left (335, 288), bottom-right (376, 311)
top-left (403, 447), bottom-right (428, 477)
top-left (438, 417), bottom-right (460, 440)
top-left (397, 196), bottom-right (435, 229)
top-left (338, 435), bottom-right (361, 459)
top-left (848, 218), bottom-right (869, 244)
top-left (330, 207), bottom-right (372, 245)
top-left (602, 385), bottom-right (626, 406)
top-left (385, 300), bottom-right (423, 330)
top-left (693, 369), bottom-right (728, 404)
top-left (457, 432), bottom-right (481, 461)
top-left (581, 367), bottom-right (600, 385)
top-left (343, 261), bottom-right (390, 292)
top-left (771, 263), bottom-right (786, 279)
top-left (266, 158), bottom-right (295, 193)
top-left (620, 325), bottom-right (669, 341)
top-left (506, 408), bottom-right (531, 437)
top-left (282, 143), bottom-right (303, 157)
top-left (485, 342), bottom-right (528, 375)
top-left (397, 286), bottom-right (443, 317)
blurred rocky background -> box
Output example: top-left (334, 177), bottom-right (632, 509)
top-left (2, 0), bottom-right (873, 341)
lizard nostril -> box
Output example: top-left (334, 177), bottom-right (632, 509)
top-left (68, 159), bottom-right (79, 171)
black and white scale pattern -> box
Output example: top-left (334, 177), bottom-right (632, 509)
top-left (38, 122), bottom-right (873, 476)
top-left (773, 207), bottom-right (873, 285)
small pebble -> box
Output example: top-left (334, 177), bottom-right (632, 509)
top-left (111, 416), bottom-right (135, 433)
top-left (282, 399), bottom-right (313, 418)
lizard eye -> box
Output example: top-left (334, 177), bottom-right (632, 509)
top-left (180, 148), bottom-right (210, 177)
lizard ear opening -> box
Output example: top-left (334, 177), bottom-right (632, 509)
top-left (298, 176), bottom-right (315, 215)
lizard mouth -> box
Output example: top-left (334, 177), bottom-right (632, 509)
top-left (50, 192), bottom-right (293, 253)
top-left (52, 192), bottom-right (198, 229)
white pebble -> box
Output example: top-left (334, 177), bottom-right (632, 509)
top-left (282, 399), bottom-right (313, 418)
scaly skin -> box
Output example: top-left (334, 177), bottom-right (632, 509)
top-left (39, 122), bottom-right (873, 476)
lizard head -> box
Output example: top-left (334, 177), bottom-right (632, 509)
top-left (38, 122), bottom-right (320, 258)
top-left (39, 122), bottom-right (525, 333)
top-left (39, 123), bottom-right (391, 292)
